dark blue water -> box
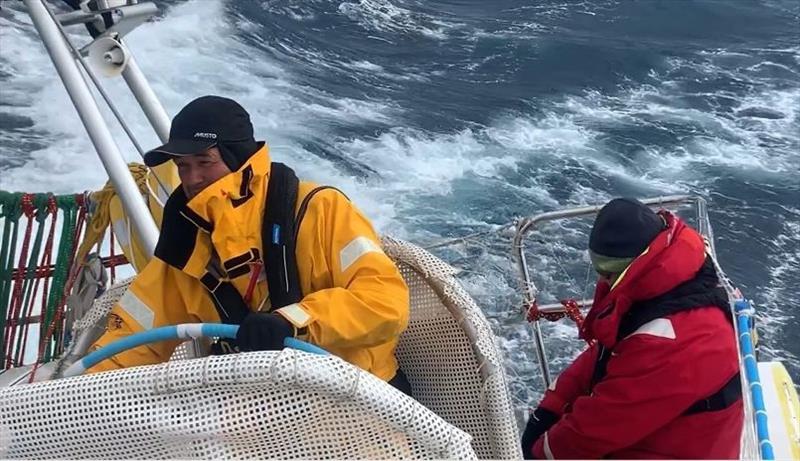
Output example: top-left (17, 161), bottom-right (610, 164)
top-left (1, 0), bottom-right (798, 417)
top-left (233, 0), bottom-right (800, 388)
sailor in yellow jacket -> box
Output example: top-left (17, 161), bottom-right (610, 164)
top-left (89, 96), bottom-right (411, 393)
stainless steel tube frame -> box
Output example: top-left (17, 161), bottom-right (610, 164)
top-left (25, 0), bottom-right (159, 256)
top-left (512, 194), bottom-right (699, 389)
top-left (121, 55), bottom-right (171, 143)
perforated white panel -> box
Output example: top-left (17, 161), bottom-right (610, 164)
top-left (384, 237), bottom-right (522, 459)
top-left (0, 350), bottom-right (475, 459)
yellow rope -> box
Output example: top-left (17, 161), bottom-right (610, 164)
top-left (75, 164), bottom-right (150, 266)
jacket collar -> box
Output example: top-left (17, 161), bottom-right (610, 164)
top-left (184, 142), bottom-right (271, 226)
top-left (580, 212), bottom-right (707, 347)
top-left (161, 143), bottom-right (271, 282)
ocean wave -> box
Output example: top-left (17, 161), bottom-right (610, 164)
top-left (2, 0), bottom-right (799, 392)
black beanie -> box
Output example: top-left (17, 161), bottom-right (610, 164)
top-left (589, 198), bottom-right (667, 258)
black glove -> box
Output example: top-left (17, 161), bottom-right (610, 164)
top-left (236, 313), bottom-right (295, 351)
top-left (521, 407), bottom-right (559, 459)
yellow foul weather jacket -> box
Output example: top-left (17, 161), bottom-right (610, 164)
top-left (89, 145), bottom-right (410, 381)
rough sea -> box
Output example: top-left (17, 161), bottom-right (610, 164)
top-left (1, 0), bottom-right (798, 422)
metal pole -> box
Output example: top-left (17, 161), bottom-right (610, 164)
top-left (25, 0), bottom-right (158, 256)
top-left (121, 54), bottom-right (171, 143)
top-left (514, 226), bottom-right (552, 387)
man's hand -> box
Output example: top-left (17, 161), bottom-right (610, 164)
top-left (522, 407), bottom-right (559, 459)
top-left (236, 313), bottom-right (295, 351)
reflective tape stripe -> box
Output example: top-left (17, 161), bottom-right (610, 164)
top-left (339, 236), bottom-right (383, 272)
top-left (543, 432), bottom-right (554, 459)
top-left (624, 318), bottom-right (676, 340)
top-left (276, 303), bottom-right (312, 329)
top-left (118, 290), bottom-right (155, 330)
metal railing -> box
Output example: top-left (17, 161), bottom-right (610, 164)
top-left (511, 194), bottom-right (709, 387)
top-left (23, 0), bottom-right (173, 368)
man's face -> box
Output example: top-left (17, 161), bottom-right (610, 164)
top-left (174, 146), bottom-right (232, 199)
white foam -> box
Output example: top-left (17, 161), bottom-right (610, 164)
top-left (757, 207), bottom-right (800, 370)
top-left (470, 22), bottom-right (546, 41)
top-left (259, 2), bottom-right (318, 22)
top-left (486, 114), bottom-right (593, 152)
top-left (347, 60), bottom-right (384, 72)
top-left (340, 59), bottom-right (429, 82)
top-left (0, 0), bottom-right (402, 229)
top-left (3, 1), bottom-right (795, 247)
top-left (546, 65), bottom-right (800, 181)
top-left (337, 0), bottom-right (461, 40)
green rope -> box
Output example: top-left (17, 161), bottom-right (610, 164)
top-left (0, 192), bottom-right (24, 221)
top-left (51, 196), bottom-right (78, 358)
top-left (0, 194), bottom-right (22, 362)
top-left (0, 192), bottom-right (82, 366)
top-left (43, 198), bottom-right (78, 361)
top-left (0, 219), bottom-right (13, 332)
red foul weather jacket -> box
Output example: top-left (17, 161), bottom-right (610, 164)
top-left (531, 213), bottom-right (743, 459)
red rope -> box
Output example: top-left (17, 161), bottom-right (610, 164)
top-left (5, 193), bottom-right (133, 374)
top-left (9, 254), bottom-right (128, 279)
top-left (4, 194), bottom-right (35, 368)
top-left (70, 194), bottom-right (88, 265)
top-left (243, 261), bottom-right (262, 305)
top-left (47, 196), bottom-right (87, 354)
top-left (16, 197), bottom-right (58, 366)
top-left (526, 298), bottom-right (586, 330)
top-left (561, 298), bottom-right (585, 329)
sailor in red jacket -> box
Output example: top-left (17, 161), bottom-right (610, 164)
top-left (522, 198), bottom-right (743, 459)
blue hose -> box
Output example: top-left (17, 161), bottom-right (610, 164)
top-left (63, 323), bottom-right (327, 378)
top-left (735, 299), bottom-right (774, 460)
top-left (285, 337), bottom-right (328, 355)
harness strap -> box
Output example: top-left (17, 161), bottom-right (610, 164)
top-left (292, 186), bottom-right (346, 244)
top-left (262, 163), bottom-right (302, 309)
top-left (200, 163), bottom-right (305, 329)
top-left (200, 267), bottom-right (250, 325)
top-left (684, 372), bottom-right (742, 415)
